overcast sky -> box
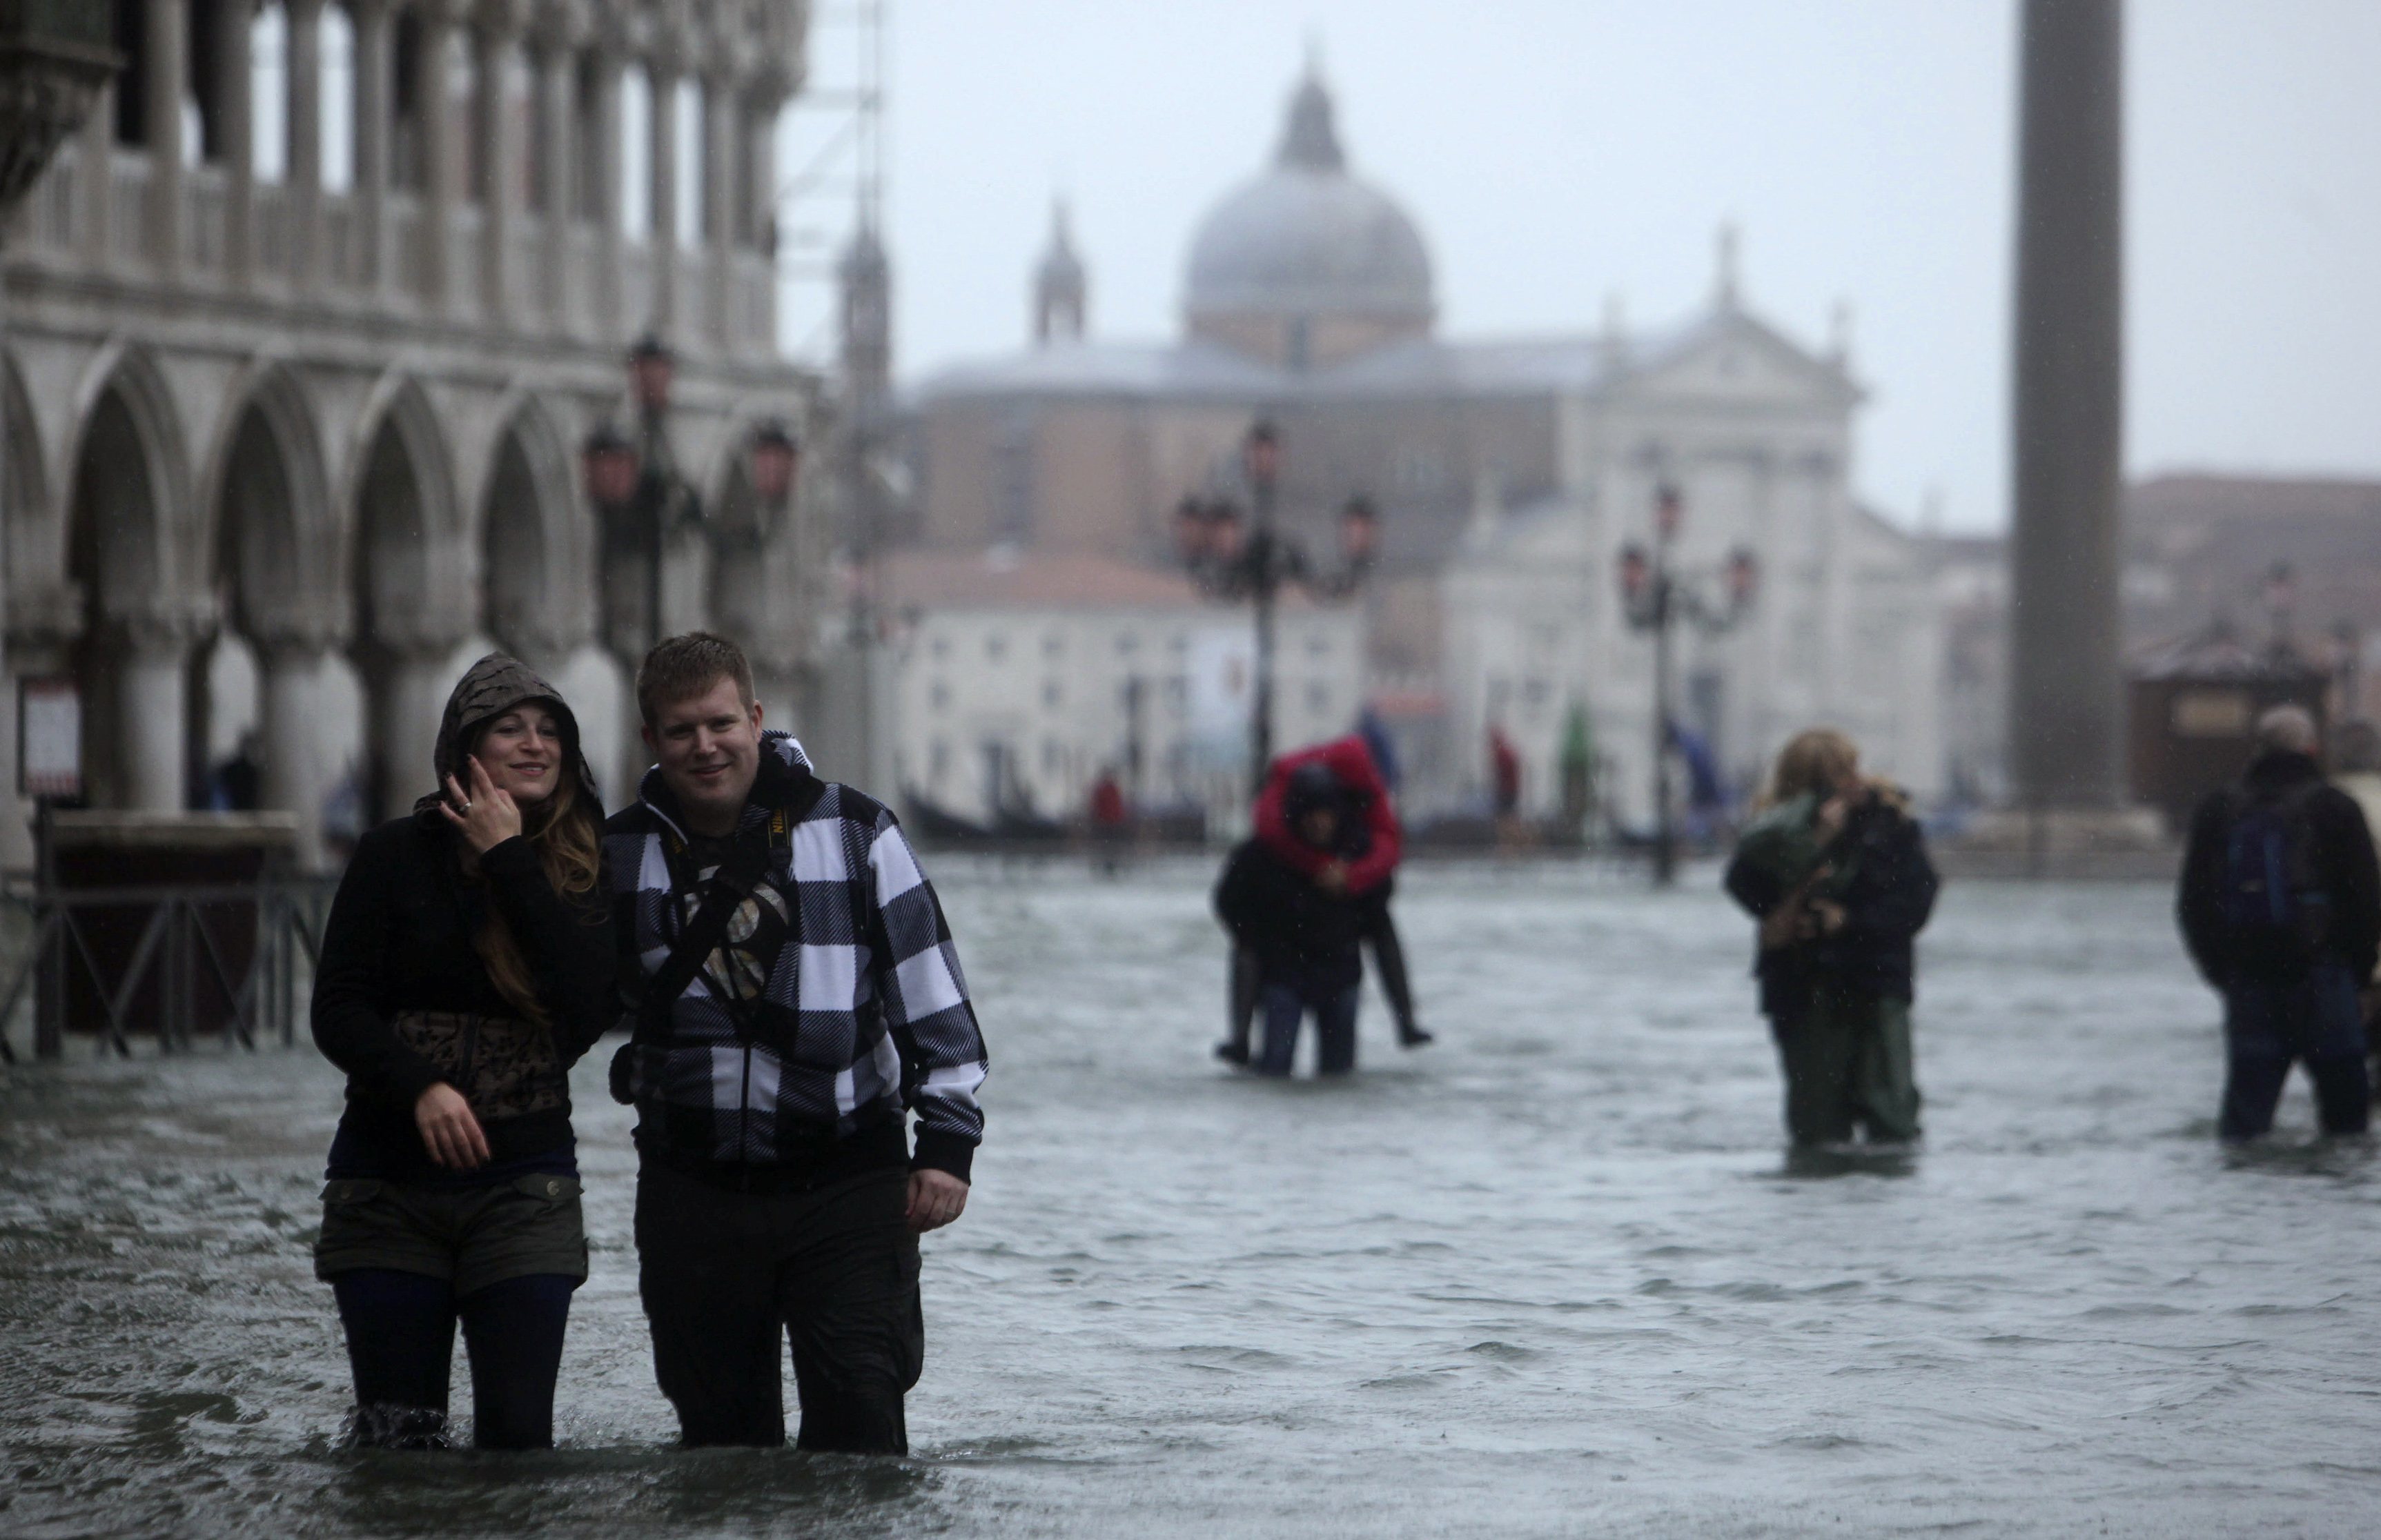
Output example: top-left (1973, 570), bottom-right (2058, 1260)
top-left (774, 1), bottom-right (2381, 535)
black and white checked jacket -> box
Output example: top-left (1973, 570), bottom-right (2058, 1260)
top-left (605, 733), bottom-right (988, 1181)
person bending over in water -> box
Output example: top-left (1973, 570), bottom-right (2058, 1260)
top-left (310, 655), bottom-right (612, 1449)
top-left (1217, 736), bottom-right (1430, 1065)
top-left (1215, 762), bottom-right (1372, 1076)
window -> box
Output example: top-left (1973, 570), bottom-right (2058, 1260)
top-left (1306, 682), bottom-right (1331, 715)
top-left (930, 681), bottom-right (950, 710)
top-left (1042, 632), bottom-right (1065, 658)
top-left (985, 633), bottom-right (1008, 662)
top-left (1042, 680), bottom-right (1061, 709)
top-left (1116, 631), bottom-right (1141, 656)
top-left (930, 634), bottom-right (950, 660)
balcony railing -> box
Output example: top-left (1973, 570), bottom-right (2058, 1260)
top-left (7, 145), bottom-right (772, 359)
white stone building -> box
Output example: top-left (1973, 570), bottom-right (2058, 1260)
top-left (1, 0), bottom-right (827, 867)
top-left (879, 547), bottom-right (1365, 829)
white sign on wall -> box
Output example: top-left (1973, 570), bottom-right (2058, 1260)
top-left (19, 678), bottom-right (81, 799)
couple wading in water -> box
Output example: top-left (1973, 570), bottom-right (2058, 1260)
top-left (310, 633), bottom-right (990, 1452)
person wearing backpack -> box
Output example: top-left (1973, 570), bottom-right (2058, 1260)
top-left (607, 633), bottom-right (989, 1452)
top-left (2178, 704), bottom-right (2381, 1140)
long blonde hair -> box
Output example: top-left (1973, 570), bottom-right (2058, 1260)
top-left (470, 733), bottom-right (602, 1028)
top-left (1759, 729), bottom-right (1861, 811)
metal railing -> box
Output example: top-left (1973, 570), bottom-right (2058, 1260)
top-left (0, 876), bottom-right (337, 1062)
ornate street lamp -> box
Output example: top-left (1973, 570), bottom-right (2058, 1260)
top-left (1176, 418), bottom-right (1378, 790)
top-left (747, 419), bottom-right (801, 513)
top-left (1617, 482), bottom-right (1758, 885)
top-left (582, 335), bottom-right (706, 658)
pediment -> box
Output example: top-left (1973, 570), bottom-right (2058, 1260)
top-left (1622, 311), bottom-right (1859, 410)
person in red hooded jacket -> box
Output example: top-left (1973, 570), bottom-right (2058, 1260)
top-left (1214, 736), bottom-right (1431, 1064)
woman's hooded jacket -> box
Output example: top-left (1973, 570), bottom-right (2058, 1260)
top-left (310, 654), bottom-right (613, 1179)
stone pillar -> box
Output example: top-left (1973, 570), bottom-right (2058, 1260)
top-left (418, 0), bottom-right (460, 310)
top-left (473, 6), bottom-right (522, 322)
top-left (530, 19), bottom-right (577, 332)
top-left (352, 0), bottom-right (392, 293)
top-left (2008, 0), bottom-right (2124, 811)
top-left (702, 70), bottom-right (735, 348)
top-left (78, 81), bottom-right (112, 263)
top-left (286, 0), bottom-right (324, 290)
top-left (370, 642), bottom-right (460, 820)
top-left (589, 43), bottom-right (623, 339)
top-left (257, 630), bottom-right (341, 869)
top-left (218, 0), bottom-right (256, 286)
top-left (114, 603), bottom-right (213, 811)
top-left (145, 0), bottom-right (186, 275)
top-left (647, 55), bottom-right (680, 333)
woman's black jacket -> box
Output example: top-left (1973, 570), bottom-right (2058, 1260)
top-left (311, 813), bottom-right (614, 1174)
top-left (1725, 791), bottom-right (1939, 1011)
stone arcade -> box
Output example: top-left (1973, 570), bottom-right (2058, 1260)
top-left (1, 0), bottom-right (825, 867)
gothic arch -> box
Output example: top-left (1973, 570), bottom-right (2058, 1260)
top-left (2, 350), bottom-right (48, 543)
top-left (63, 342), bottom-right (193, 610)
top-left (210, 359), bottom-right (340, 642)
top-left (349, 373), bottom-right (470, 653)
top-left (479, 393), bottom-right (591, 662)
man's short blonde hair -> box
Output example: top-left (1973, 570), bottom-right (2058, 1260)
top-left (2255, 703), bottom-right (2318, 756)
top-left (636, 631), bottom-right (756, 726)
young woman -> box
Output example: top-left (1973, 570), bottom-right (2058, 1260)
top-left (310, 655), bottom-right (611, 1449)
top-left (1725, 730), bottom-right (1939, 1148)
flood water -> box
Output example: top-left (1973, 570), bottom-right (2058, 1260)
top-left (3, 858), bottom-right (2377, 1537)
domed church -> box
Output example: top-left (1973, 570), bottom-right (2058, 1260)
top-left (900, 66), bottom-right (1943, 823)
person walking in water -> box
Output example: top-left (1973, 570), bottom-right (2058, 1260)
top-left (1216, 736), bottom-right (1429, 1063)
top-left (1215, 761), bottom-right (1371, 1076)
top-left (310, 655), bottom-right (613, 1449)
top-left (2178, 704), bottom-right (2379, 1141)
top-left (607, 633), bottom-right (989, 1452)
top-left (1725, 729), bottom-right (1937, 1147)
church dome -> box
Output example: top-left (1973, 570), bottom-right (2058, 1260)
top-left (1183, 71), bottom-right (1434, 362)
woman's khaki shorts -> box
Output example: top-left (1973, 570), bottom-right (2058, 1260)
top-left (314, 1173), bottom-right (589, 1296)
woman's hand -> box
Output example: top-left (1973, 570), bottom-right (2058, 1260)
top-left (415, 1083), bottom-right (490, 1169)
top-left (439, 756), bottom-right (522, 854)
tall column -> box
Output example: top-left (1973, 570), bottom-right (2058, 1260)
top-left (589, 43), bottom-right (623, 339)
top-left (418, 0), bottom-right (460, 309)
top-left (352, 0), bottom-right (391, 293)
top-left (647, 55), bottom-right (680, 334)
top-left (258, 630), bottom-right (340, 869)
top-left (115, 604), bottom-right (214, 811)
top-left (78, 81), bottom-right (112, 263)
top-left (218, 0), bottom-right (257, 285)
top-left (702, 70), bottom-right (735, 348)
top-left (2008, 0), bottom-right (2124, 810)
top-left (286, 0), bottom-right (324, 289)
top-left (473, 10), bottom-right (522, 322)
top-left (145, 0), bottom-right (186, 275)
top-left (530, 19), bottom-right (577, 331)
top-left (745, 89), bottom-right (781, 348)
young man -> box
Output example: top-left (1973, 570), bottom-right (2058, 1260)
top-left (606, 632), bottom-right (988, 1452)
top-left (1213, 762), bottom-right (1370, 1076)
top-left (2178, 704), bottom-right (2379, 1140)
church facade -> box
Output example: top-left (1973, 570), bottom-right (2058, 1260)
top-left (905, 69), bottom-right (1944, 824)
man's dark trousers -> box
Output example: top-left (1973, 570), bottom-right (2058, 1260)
top-left (635, 1162), bottom-right (923, 1451)
top-left (2220, 962), bottom-right (2372, 1139)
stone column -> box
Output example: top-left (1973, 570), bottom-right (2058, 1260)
top-left (369, 641), bottom-right (460, 820)
top-left (418, 0), bottom-right (460, 310)
top-left (286, 0), bottom-right (324, 290)
top-left (530, 16), bottom-right (577, 331)
top-left (78, 81), bottom-right (112, 263)
top-left (647, 54), bottom-right (680, 334)
top-left (257, 629), bottom-right (342, 869)
top-left (702, 70), bottom-right (735, 348)
top-left (473, 5), bottom-right (523, 322)
top-left (114, 602), bottom-right (215, 811)
top-left (352, 0), bottom-right (392, 293)
top-left (745, 90), bottom-right (781, 348)
top-left (2008, 0), bottom-right (2124, 811)
top-left (145, 0), bottom-right (186, 275)
top-left (218, 0), bottom-right (256, 286)
top-left (589, 41), bottom-right (623, 339)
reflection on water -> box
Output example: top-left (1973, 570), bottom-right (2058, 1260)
top-left (3, 860), bottom-right (2377, 1537)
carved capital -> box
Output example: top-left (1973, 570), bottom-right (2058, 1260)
top-left (110, 595), bottom-right (220, 660)
top-left (5, 582), bottom-right (87, 669)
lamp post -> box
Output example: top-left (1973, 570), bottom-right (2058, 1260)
top-left (584, 336), bottom-right (699, 658)
top-left (1617, 483), bottom-right (1758, 886)
top-left (1175, 419), bottom-right (1378, 793)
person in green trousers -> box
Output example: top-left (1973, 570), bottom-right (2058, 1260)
top-left (1725, 729), bottom-right (1938, 1146)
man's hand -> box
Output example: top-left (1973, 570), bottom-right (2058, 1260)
top-left (905, 1169), bottom-right (969, 1234)
top-left (415, 1083), bottom-right (490, 1169)
top-left (1315, 859), bottom-right (1350, 894)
